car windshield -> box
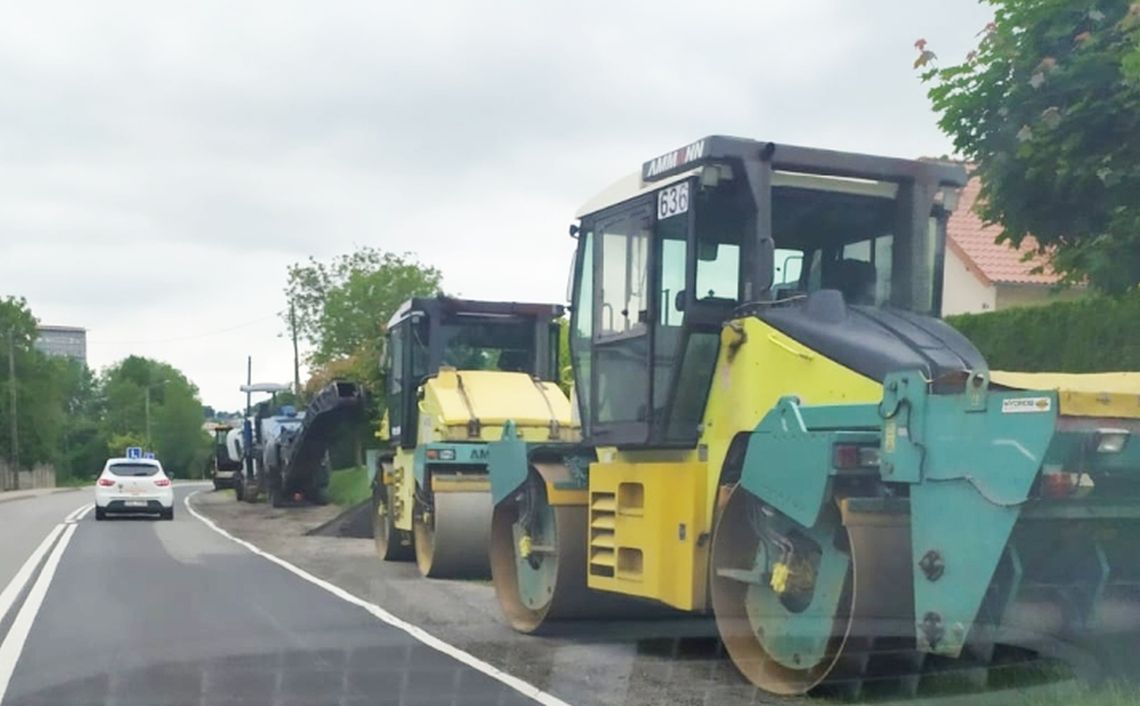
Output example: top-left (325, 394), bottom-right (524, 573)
top-left (107, 463), bottom-right (161, 477)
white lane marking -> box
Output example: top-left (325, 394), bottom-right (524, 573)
top-left (0, 525), bottom-right (65, 627)
top-left (63, 504), bottom-right (86, 523)
top-left (0, 523), bottom-right (78, 702)
top-left (183, 491), bottom-right (572, 706)
top-left (65, 503), bottom-right (94, 523)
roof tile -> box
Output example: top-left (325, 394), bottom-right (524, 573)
top-left (947, 176), bottom-right (1060, 285)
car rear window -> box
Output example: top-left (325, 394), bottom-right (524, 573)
top-left (108, 463), bottom-right (161, 477)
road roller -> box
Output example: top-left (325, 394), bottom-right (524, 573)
top-left (372, 296), bottom-right (577, 579)
top-left (486, 135), bottom-right (1140, 696)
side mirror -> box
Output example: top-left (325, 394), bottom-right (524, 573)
top-left (674, 289), bottom-right (687, 313)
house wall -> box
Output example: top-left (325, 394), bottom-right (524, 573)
top-left (941, 248), bottom-right (996, 316)
top-left (994, 283), bottom-right (1085, 310)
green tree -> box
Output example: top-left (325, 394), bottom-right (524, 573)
top-left (107, 432), bottom-right (147, 457)
top-left (919, 1), bottom-right (1140, 292)
top-left (285, 247), bottom-right (443, 399)
top-left (0, 296), bottom-right (67, 471)
top-left (54, 357), bottom-right (108, 481)
top-left (286, 248), bottom-right (443, 364)
top-left (100, 356), bottom-right (210, 478)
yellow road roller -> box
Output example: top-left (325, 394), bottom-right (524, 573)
top-left (486, 136), bottom-right (1140, 696)
top-left (373, 296), bottom-right (577, 579)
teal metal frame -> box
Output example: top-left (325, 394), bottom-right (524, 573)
top-left (737, 369), bottom-right (1062, 657)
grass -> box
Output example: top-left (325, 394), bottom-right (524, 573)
top-left (327, 465), bottom-right (371, 506)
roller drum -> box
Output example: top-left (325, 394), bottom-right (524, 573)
top-left (490, 464), bottom-right (653, 633)
top-left (414, 491), bottom-right (492, 579)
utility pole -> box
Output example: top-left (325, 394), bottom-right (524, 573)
top-left (290, 303), bottom-right (301, 396)
top-left (245, 356), bottom-right (252, 417)
top-left (7, 329), bottom-right (18, 490)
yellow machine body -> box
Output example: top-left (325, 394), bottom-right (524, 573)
top-left (387, 368), bottom-right (578, 533)
top-left (581, 317), bottom-right (881, 611)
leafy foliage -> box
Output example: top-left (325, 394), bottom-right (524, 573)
top-left (947, 292), bottom-right (1140, 371)
top-left (285, 247), bottom-right (443, 433)
top-left (920, 1), bottom-right (1140, 292)
top-left (100, 355), bottom-right (212, 478)
top-left (0, 296), bottom-right (66, 470)
top-left (1, 294), bottom-right (211, 482)
top-left (284, 248), bottom-right (443, 368)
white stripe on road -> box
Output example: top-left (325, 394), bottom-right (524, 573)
top-left (64, 503), bottom-right (94, 523)
top-left (0, 525), bottom-right (65, 628)
top-left (0, 523), bottom-right (78, 703)
top-left (183, 492), bottom-right (572, 706)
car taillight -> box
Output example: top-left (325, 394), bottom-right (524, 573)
top-left (154, 478), bottom-right (171, 487)
top-left (1042, 472), bottom-right (1078, 499)
top-left (97, 478), bottom-right (115, 487)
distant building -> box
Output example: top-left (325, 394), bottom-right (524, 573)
top-left (34, 326), bottom-right (87, 363)
top-left (941, 176), bottom-right (1083, 316)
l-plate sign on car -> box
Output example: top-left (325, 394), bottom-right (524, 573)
top-left (642, 139), bottom-right (707, 180)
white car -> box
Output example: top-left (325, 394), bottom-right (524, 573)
top-left (94, 457), bottom-right (175, 521)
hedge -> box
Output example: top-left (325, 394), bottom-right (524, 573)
top-left (945, 292), bottom-right (1140, 373)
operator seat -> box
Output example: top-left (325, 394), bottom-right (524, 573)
top-left (496, 349), bottom-right (530, 373)
top-left (822, 258), bottom-right (877, 306)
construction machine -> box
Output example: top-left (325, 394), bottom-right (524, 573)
top-left (373, 296), bottom-right (575, 579)
top-left (233, 382), bottom-right (299, 503)
top-left (206, 421), bottom-right (242, 491)
top-left (486, 136), bottom-right (1140, 696)
top-left (263, 380), bottom-right (365, 507)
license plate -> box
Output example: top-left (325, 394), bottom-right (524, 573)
top-left (125, 500), bottom-right (147, 507)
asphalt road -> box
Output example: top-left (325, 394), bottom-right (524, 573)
top-left (0, 486), bottom-right (543, 706)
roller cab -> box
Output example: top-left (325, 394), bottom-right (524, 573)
top-left (374, 296), bottom-right (576, 578)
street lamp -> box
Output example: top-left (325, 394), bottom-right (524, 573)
top-left (144, 379), bottom-right (170, 448)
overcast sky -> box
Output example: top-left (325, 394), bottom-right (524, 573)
top-left (0, 0), bottom-right (993, 411)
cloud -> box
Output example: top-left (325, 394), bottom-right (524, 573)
top-left (0, 0), bottom-right (992, 409)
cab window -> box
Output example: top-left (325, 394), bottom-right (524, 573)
top-left (598, 213), bottom-right (650, 337)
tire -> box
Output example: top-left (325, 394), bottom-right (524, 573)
top-left (163, 507), bottom-right (174, 521)
top-left (372, 484), bottom-right (413, 561)
top-left (95, 507), bottom-right (106, 521)
top-left (234, 477), bottom-right (245, 502)
top-left (213, 480), bottom-right (223, 491)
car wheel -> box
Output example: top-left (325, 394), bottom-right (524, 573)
top-left (213, 480), bottom-right (223, 491)
top-left (163, 507), bottom-right (174, 521)
top-left (95, 507), bottom-right (106, 521)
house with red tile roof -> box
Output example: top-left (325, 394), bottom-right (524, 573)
top-left (941, 175), bottom-right (1083, 315)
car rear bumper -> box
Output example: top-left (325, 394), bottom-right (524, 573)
top-left (95, 491), bottom-right (174, 509)
top-left (100, 499), bottom-right (170, 514)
